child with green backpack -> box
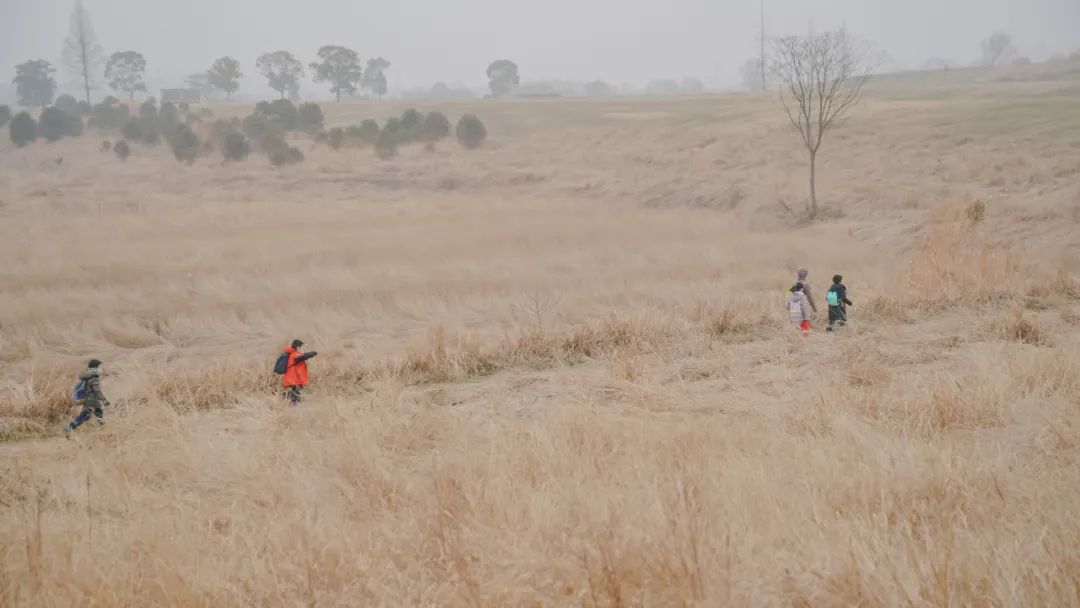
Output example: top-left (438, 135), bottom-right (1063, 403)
top-left (826, 275), bottom-right (853, 331)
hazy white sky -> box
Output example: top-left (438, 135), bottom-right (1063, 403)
top-left (2, 0), bottom-right (1078, 99)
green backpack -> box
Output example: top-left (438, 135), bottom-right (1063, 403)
top-left (826, 288), bottom-right (840, 307)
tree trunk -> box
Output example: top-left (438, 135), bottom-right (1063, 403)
top-left (336, 89), bottom-right (341, 103)
top-left (280, 89), bottom-right (285, 100)
top-left (808, 150), bottom-right (818, 218)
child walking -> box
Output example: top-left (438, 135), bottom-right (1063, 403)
top-left (826, 274), bottom-right (854, 331)
top-left (65, 359), bottom-right (109, 438)
top-left (787, 282), bottom-right (813, 336)
top-left (280, 339), bottom-right (318, 406)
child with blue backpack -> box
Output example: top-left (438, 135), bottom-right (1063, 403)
top-left (826, 274), bottom-right (853, 331)
top-left (65, 359), bottom-right (109, 438)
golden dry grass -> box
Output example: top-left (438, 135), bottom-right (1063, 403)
top-left (1, 81), bottom-right (1079, 606)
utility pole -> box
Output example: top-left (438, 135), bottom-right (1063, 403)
top-left (759, 0), bottom-right (767, 90)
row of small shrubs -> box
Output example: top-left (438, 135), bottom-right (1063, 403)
top-left (318, 110), bottom-right (486, 160)
top-left (98, 105), bottom-right (294, 166)
top-left (7, 95), bottom-right (208, 147)
top-left (251, 100), bottom-right (324, 134)
top-left (54, 95), bottom-right (91, 117)
top-left (8, 108), bottom-right (84, 146)
top-left (320, 119), bottom-right (381, 150)
top-left (100, 140), bottom-right (131, 161)
top-left (7, 94), bottom-right (92, 146)
top-left (9, 97), bottom-right (485, 168)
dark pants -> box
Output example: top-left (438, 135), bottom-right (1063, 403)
top-left (69, 403), bottom-right (104, 430)
top-left (285, 385), bottom-right (303, 406)
top-left (827, 305), bottom-right (847, 329)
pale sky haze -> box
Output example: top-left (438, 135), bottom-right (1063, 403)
top-left (1, 0), bottom-right (1077, 100)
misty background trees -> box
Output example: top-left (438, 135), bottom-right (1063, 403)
top-left (5, 0), bottom-right (1059, 106)
top-left (363, 58), bottom-right (391, 99)
top-left (310, 46), bottom-right (364, 102)
top-left (105, 51), bottom-right (147, 101)
top-left (3, 0), bottom-right (1075, 108)
top-left (256, 51), bottom-right (305, 101)
top-left (14, 60), bottom-right (58, 107)
top-left (981, 32), bottom-right (1018, 66)
top-left (486, 60), bottom-right (520, 97)
top-left (208, 57), bottom-right (243, 101)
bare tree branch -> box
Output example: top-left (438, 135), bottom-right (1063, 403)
top-left (61, 0), bottom-right (104, 105)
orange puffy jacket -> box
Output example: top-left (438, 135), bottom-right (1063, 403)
top-left (282, 346), bottom-right (316, 387)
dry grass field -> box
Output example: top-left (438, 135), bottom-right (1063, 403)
top-left (1, 70), bottom-right (1079, 605)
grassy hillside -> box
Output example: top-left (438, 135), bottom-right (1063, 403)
top-left (0, 74), bottom-right (1078, 605)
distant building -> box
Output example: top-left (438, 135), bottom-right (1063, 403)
top-left (160, 88), bottom-right (202, 104)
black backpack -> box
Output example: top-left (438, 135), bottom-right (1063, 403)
top-left (273, 352), bottom-right (290, 375)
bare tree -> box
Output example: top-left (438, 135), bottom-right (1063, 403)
top-left (770, 29), bottom-right (877, 218)
top-left (981, 31), bottom-right (1017, 66)
top-left (61, 0), bottom-right (104, 105)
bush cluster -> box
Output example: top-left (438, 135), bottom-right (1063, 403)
top-left (327, 127), bottom-right (345, 150)
top-left (137, 101), bottom-right (161, 144)
top-left (269, 144), bottom-right (305, 167)
top-left (113, 140), bottom-right (130, 161)
top-left (205, 118), bottom-right (241, 150)
top-left (9, 112), bottom-right (36, 147)
top-left (318, 109), bottom-right (477, 160)
top-left (222, 132), bottom-right (250, 162)
top-left (159, 102), bottom-right (181, 133)
top-left (122, 117), bottom-right (144, 142)
top-left (356, 119), bottom-right (381, 145)
top-left (297, 103), bottom-right (324, 133)
top-left (242, 113), bottom-right (285, 149)
top-left (54, 95), bottom-right (81, 117)
top-left (254, 100), bottom-right (300, 131)
top-left (20, 96), bottom-right (486, 163)
top-left (89, 100), bottom-right (130, 130)
top-left (456, 114), bottom-right (488, 150)
top-left (423, 112), bottom-right (451, 141)
top-left (38, 106), bottom-right (84, 142)
top-left (9, 99), bottom-right (86, 146)
top-left (169, 124), bottom-right (201, 163)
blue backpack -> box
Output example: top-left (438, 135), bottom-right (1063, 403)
top-left (273, 352), bottom-right (290, 375)
top-left (826, 286), bottom-right (842, 307)
top-left (72, 378), bottom-right (89, 401)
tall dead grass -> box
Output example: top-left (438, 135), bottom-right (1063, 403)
top-left (2, 347), bottom-right (1078, 606)
top-left (2, 90), bottom-right (1080, 605)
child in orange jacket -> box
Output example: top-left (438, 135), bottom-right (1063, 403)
top-left (282, 339), bottom-right (318, 406)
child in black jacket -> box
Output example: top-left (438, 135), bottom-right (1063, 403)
top-left (826, 275), bottom-right (853, 331)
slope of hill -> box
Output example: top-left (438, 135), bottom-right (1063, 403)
top-left (0, 75), bottom-right (1078, 605)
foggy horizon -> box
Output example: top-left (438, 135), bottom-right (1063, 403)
top-left (2, 0), bottom-right (1078, 101)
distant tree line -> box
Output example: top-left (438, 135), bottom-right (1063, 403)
top-left (11, 1), bottom-right (699, 104)
top-left (7, 90), bottom-right (489, 166)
